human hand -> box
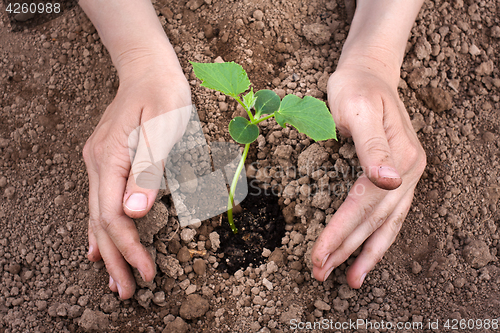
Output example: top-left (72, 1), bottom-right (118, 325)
top-left (83, 51), bottom-right (191, 299)
top-left (311, 58), bottom-right (426, 288)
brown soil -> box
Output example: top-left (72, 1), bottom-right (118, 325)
top-left (0, 0), bottom-right (499, 332)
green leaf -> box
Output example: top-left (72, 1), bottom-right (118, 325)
top-left (274, 95), bottom-right (337, 141)
top-left (243, 88), bottom-right (257, 111)
top-left (228, 117), bottom-right (259, 144)
top-left (190, 61), bottom-right (251, 97)
top-left (254, 89), bottom-right (281, 118)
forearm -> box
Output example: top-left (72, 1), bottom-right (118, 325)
top-left (339, 0), bottom-right (424, 86)
top-left (79, 0), bottom-right (180, 79)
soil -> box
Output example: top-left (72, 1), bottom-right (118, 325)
top-left (0, 0), bottom-right (499, 332)
top-left (216, 189), bottom-right (286, 275)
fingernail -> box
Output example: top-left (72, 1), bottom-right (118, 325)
top-left (116, 283), bottom-right (123, 299)
top-left (125, 193), bottom-right (148, 211)
top-left (321, 253), bottom-right (330, 268)
top-left (109, 275), bottom-right (114, 288)
top-left (138, 269), bottom-right (146, 282)
top-left (379, 166), bottom-right (400, 179)
top-left (360, 273), bottom-right (367, 286)
top-left (324, 266), bottom-right (335, 281)
top-left (88, 245), bottom-right (93, 256)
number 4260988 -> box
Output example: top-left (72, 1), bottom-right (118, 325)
top-left (6, 3), bottom-right (61, 14)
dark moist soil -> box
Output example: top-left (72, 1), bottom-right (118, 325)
top-left (215, 187), bottom-right (286, 274)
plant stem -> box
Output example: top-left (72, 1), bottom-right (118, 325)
top-left (253, 113), bottom-right (275, 125)
top-left (234, 96), bottom-right (255, 122)
top-left (227, 143), bottom-right (250, 234)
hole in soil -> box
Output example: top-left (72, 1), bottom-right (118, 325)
top-left (215, 188), bottom-right (286, 274)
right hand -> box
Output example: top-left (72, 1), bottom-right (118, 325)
top-left (83, 50), bottom-right (192, 299)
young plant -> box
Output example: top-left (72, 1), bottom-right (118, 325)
top-left (191, 61), bottom-right (337, 234)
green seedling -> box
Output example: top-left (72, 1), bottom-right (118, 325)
top-left (191, 61), bottom-right (337, 234)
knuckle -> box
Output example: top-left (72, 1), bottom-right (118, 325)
top-left (416, 147), bottom-right (427, 175)
top-left (363, 136), bottom-right (391, 159)
top-left (120, 243), bottom-right (141, 263)
top-left (98, 211), bottom-right (115, 233)
top-left (92, 141), bottom-right (109, 164)
top-left (390, 214), bottom-right (405, 234)
top-left (345, 95), bottom-right (374, 114)
top-left (83, 138), bottom-right (110, 166)
top-left (364, 244), bottom-right (385, 265)
top-left (82, 141), bottom-right (92, 163)
top-left (405, 143), bottom-right (427, 175)
top-left (366, 210), bottom-right (390, 234)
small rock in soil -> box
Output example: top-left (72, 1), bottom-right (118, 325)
top-left (314, 299), bottom-right (331, 311)
top-left (332, 297), bottom-right (349, 312)
top-left (77, 309), bottom-right (109, 331)
top-left (339, 143), bottom-right (356, 159)
top-left (136, 289), bottom-right (154, 308)
top-left (268, 248), bottom-right (285, 266)
top-left (463, 240), bottom-right (495, 268)
top-left (180, 228), bottom-right (196, 243)
top-left (411, 113), bottom-right (426, 133)
top-left (157, 254), bottom-right (184, 278)
top-left (4, 186), bottom-right (15, 199)
top-left (209, 231), bottom-right (220, 250)
top-left (475, 60), bottom-right (494, 76)
top-left (417, 88), bottom-right (453, 113)
top-left (311, 191), bottom-right (332, 210)
top-left (179, 294), bottom-right (210, 320)
top-left (8, 263), bottom-right (21, 275)
top-left (134, 202), bottom-right (169, 245)
top-left (279, 304), bottom-right (303, 324)
top-left (54, 194), bottom-right (68, 206)
top-left (177, 246), bottom-right (191, 263)
top-left (302, 23), bottom-right (332, 45)
top-left (412, 261), bottom-right (422, 274)
top-left (298, 143), bottom-right (329, 175)
top-left (100, 294), bottom-right (120, 313)
top-left (193, 258), bottom-right (206, 275)
top-left (163, 317), bottom-right (189, 333)
top-left (68, 305), bottom-right (83, 318)
top-left (338, 284), bottom-right (356, 299)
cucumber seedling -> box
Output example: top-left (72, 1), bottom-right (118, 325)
top-left (191, 61), bottom-right (337, 234)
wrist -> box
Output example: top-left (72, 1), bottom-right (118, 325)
top-left (115, 41), bottom-right (184, 83)
top-left (336, 44), bottom-right (402, 89)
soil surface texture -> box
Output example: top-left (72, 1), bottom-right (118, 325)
top-left (0, 0), bottom-right (499, 332)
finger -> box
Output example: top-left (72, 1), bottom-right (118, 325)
top-left (84, 152), bottom-right (102, 262)
top-left (319, 185), bottom-right (409, 278)
top-left (98, 166), bottom-right (156, 284)
top-left (87, 222), bottom-right (101, 262)
top-left (109, 275), bottom-right (118, 293)
top-left (90, 218), bottom-right (136, 299)
top-left (311, 175), bottom-right (387, 274)
top-left (123, 107), bottom-right (191, 218)
top-left (344, 96), bottom-right (402, 190)
top-left (346, 190), bottom-right (414, 288)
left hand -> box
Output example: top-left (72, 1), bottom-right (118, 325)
top-left (310, 61), bottom-right (426, 288)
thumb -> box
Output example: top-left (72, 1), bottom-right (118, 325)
top-left (122, 126), bottom-right (164, 218)
top-left (122, 106), bottom-right (191, 218)
top-left (347, 101), bottom-right (402, 191)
